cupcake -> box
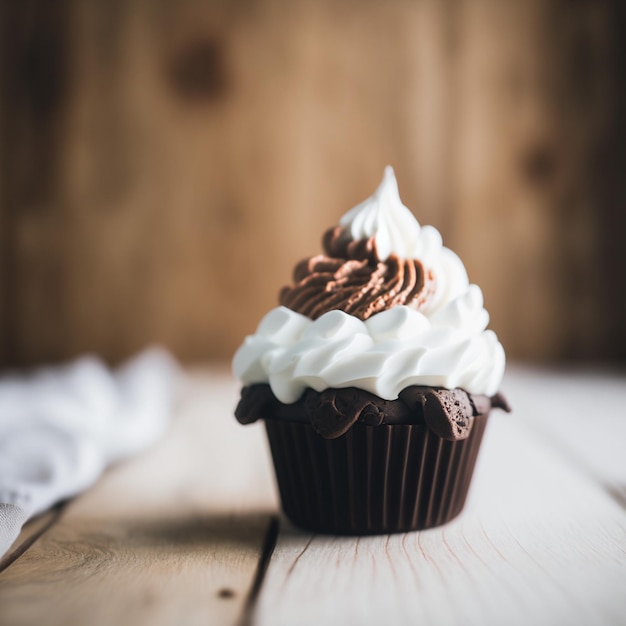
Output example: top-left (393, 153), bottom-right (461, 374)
top-left (233, 166), bottom-right (510, 535)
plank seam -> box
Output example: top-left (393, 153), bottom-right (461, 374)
top-left (239, 515), bottom-right (280, 626)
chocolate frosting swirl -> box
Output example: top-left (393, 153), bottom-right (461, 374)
top-left (279, 226), bottom-right (435, 321)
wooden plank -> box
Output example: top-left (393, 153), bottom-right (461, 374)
top-left (450, 0), bottom-right (625, 361)
top-left (503, 365), bottom-right (626, 497)
top-left (253, 369), bottom-right (626, 626)
top-left (0, 0), bottom-right (73, 366)
top-left (0, 367), bottom-right (278, 626)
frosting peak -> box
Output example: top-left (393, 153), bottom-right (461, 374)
top-left (340, 166), bottom-right (422, 261)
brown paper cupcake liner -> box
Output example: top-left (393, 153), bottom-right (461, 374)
top-left (264, 414), bottom-right (489, 534)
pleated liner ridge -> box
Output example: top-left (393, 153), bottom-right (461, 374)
top-left (265, 415), bottom-right (489, 534)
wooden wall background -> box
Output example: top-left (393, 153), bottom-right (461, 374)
top-left (1, 0), bottom-right (625, 367)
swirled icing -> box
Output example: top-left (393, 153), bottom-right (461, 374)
top-left (279, 236), bottom-right (435, 320)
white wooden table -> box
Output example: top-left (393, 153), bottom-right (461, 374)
top-left (1, 365), bottom-right (625, 626)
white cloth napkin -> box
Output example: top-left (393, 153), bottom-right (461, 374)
top-left (0, 348), bottom-right (180, 559)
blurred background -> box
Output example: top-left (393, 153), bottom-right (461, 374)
top-left (0, 0), bottom-right (624, 368)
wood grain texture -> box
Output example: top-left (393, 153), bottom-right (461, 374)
top-left (0, 505), bottom-right (66, 574)
top-left (449, 0), bottom-right (624, 361)
top-left (253, 367), bottom-right (626, 626)
top-left (0, 0), bottom-right (454, 365)
top-left (0, 367), bottom-right (278, 626)
top-left (0, 0), bottom-right (73, 365)
top-left (504, 365), bottom-right (626, 501)
top-left (1, 367), bottom-right (625, 625)
top-left (1, 0), bottom-right (624, 366)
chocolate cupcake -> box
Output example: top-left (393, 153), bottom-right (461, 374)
top-left (233, 166), bottom-right (510, 535)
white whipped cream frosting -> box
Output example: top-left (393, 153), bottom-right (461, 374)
top-left (233, 167), bottom-right (505, 402)
top-left (340, 166), bottom-right (422, 261)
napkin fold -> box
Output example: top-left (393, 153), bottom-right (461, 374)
top-left (0, 348), bottom-right (180, 559)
